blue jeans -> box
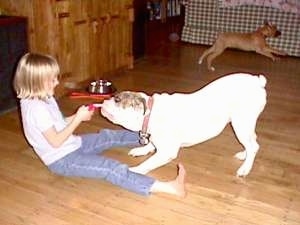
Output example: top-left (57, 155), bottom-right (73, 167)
top-left (48, 129), bottom-right (155, 196)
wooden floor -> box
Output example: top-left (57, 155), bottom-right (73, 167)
top-left (1, 43), bottom-right (299, 225)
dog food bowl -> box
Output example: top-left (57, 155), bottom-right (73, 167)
top-left (88, 79), bottom-right (116, 95)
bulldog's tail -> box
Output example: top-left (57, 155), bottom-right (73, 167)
top-left (258, 75), bottom-right (267, 87)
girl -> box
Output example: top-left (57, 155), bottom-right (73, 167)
top-left (13, 53), bottom-right (186, 197)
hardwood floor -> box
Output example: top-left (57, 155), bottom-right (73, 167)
top-left (0, 43), bottom-right (299, 225)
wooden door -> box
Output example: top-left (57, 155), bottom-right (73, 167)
top-left (89, 0), bottom-right (134, 79)
top-left (55, 0), bottom-right (134, 82)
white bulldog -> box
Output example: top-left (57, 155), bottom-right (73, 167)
top-left (101, 73), bottom-right (267, 177)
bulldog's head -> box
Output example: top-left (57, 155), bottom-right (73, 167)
top-left (100, 91), bottom-right (149, 131)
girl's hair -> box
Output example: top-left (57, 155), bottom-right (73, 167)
top-left (13, 53), bottom-right (60, 100)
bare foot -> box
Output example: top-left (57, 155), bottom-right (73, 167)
top-left (150, 163), bottom-right (187, 197)
top-left (170, 163), bottom-right (187, 197)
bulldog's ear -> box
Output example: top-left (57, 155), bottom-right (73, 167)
top-left (139, 97), bottom-right (147, 115)
top-left (136, 92), bottom-right (150, 114)
top-left (137, 92), bottom-right (149, 99)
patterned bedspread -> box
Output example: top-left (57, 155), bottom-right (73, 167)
top-left (219, 0), bottom-right (300, 15)
top-left (181, 0), bottom-right (300, 57)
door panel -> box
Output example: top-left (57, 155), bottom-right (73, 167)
top-left (55, 0), bottom-right (132, 81)
top-left (55, 0), bottom-right (133, 81)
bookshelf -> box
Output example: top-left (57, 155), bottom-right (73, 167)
top-left (133, 0), bottom-right (184, 58)
top-left (146, 0), bottom-right (182, 21)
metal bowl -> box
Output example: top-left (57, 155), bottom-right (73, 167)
top-left (88, 79), bottom-right (116, 94)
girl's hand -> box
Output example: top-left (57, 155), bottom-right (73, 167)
top-left (75, 105), bottom-right (94, 122)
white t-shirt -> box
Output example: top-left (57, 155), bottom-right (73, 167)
top-left (20, 97), bottom-right (82, 165)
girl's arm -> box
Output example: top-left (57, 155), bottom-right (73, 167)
top-left (64, 114), bottom-right (75, 124)
top-left (43, 105), bottom-right (94, 148)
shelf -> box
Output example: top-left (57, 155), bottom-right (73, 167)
top-left (145, 2), bottom-right (184, 54)
top-left (133, 0), bottom-right (184, 57)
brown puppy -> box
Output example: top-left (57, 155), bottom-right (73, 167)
top-left (198, 22), bottom-right (287, 71)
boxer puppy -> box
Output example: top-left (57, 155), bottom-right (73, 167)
top-left (199, 22), bottom-right (287, 71)
top-left (101, 73), bottom-right (267, 177)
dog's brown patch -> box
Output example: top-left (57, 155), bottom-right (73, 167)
top-left (114, 91), bottom-right (146, 114)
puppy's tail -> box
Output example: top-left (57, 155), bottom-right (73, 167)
top-left (258, 74), bottom-right (267, 87)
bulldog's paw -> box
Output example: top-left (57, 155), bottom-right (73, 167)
top-left (234, 151), bottom-right (246, 161)
top-left (128, 144), bottom-right (155, 157)
top-left (236, 162), bottom-right (252, 177)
